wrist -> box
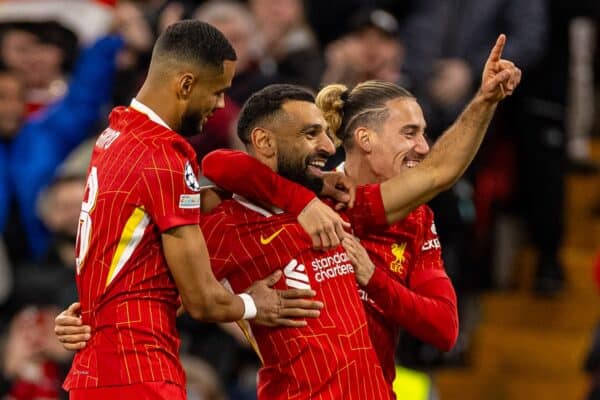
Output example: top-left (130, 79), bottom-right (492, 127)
top-left (475, 89), bottom-right (502, 106)
top-left (357, 263), bottom-right (375, 286)
top-left (298, 197), bottom-right (319, 216)
top-left (238, 293), bottom-right (257, 320)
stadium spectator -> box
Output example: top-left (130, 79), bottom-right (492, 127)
top-left (193, 0), bottom-right (271, 106)
top-left (248, 0), bottom-right (324, 90)
top-left (1, 305), bottom-right (71, 399)
top-left (3, 34), bottom-right (124, 261)
top-left (0, 21), bottom-right (79, 115)
top-left (322, 8), bottom-right (403, 86)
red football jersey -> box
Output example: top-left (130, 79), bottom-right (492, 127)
top-left (64, 104), bottom-right (201, 390)
top-left (359, 205), bottom-right (457, 386)
top-left (201, 187), bottom-right (391, 400)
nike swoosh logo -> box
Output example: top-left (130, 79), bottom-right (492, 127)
top-left (260, 227), bottom-right (286, 245)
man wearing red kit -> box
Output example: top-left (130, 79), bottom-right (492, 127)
top-left (64, 21), bottom-right (324, 400)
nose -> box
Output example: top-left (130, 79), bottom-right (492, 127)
top-left (318, 132), bottom-right (336, 156)
top-left (414, 133), bottom-right (430, 155)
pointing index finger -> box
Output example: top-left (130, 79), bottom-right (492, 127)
top-left (488, 34), bottom-right (506, 63)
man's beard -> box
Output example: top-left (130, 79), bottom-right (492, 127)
top-left (179, 112), bottom-right (203, 137)
top-left (277, 151), bottom-right (324, 195)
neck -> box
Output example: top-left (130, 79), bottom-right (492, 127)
top-left (344, 149), bottom-right (382, 185)
top-left (248, 147), bottom-right (278, 173)
top-left (136, 83), bottom-right (181, 132)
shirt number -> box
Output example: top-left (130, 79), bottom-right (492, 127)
top-left (75, 167), bottom-right (98, 273)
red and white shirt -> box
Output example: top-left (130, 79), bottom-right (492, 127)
top-left (64, 100), bottom-right (201, 390)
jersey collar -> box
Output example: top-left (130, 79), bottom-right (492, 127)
top-left (130, 98), bottom-right (171, 130)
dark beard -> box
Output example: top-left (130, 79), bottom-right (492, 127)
top-left (179, 112), bottom-right (202, 137)
top-left (277, 152), bottom-right (324, 195)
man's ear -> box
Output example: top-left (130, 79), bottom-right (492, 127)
top-left (353, 127), bottom-right (373, 153)
top-left (177, 72), bottom-right (195, 100)
top-left (250, 127), bottom-right (276, 157)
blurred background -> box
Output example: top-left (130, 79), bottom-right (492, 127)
top-left (0, 0), bottom-right (598, 399)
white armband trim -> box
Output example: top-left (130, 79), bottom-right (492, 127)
top-left (238, 293), bottom-right (257, 320)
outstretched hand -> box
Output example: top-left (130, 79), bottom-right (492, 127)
top-left (248, 270), bottom-right (323, 328)
top-left (479, 34), bottom-right (522, 103)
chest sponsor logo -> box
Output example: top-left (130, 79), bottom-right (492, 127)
top-left (390, 242), bottom-right (407, 273)
top-left (179, 193), bottom-right (200, 209)
top-left (284, 259), bottom-right (311, 290)
top-left (184, 161), bottom-right (201, 192)
top-left (260, 227), bottom-right (285, 245)
top-left (311, 251), bottom-right (354, 283)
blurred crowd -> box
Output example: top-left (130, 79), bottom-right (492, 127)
top-left (0, 0), bottom-right (598, 399)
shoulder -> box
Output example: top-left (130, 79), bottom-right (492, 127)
top-left (402, 204), bottom-right (435, 226)
top-left (117, 108), bottom-right (197, 161)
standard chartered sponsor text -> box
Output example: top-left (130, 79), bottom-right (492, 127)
top-left (311, 252), bottom-right (354, 283)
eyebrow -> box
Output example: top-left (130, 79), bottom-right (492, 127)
top-left (300, 124), bottom-right (324, 133)
top-left (401, 124), bottom-right (426, 131)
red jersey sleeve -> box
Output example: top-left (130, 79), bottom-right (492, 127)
top-left (138, 142), bottom-right (201, 232)
top-left (407, 206), bottom-right (446, 284)
top-left (202, 149), bottom-right (316, 215)
top-left (345, 184), bottom-right (388, 236)
top-left (363, 208), bottom-right (459, 351)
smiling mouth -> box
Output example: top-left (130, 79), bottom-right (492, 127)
top-left (306, 159), bottom-right (326, 176)
top-left (403, 160), bottom-right (421, 168)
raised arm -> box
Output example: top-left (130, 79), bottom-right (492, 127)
top-left (381, 34), bottom-right (522, 224)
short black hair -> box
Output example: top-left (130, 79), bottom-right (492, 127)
top-left (153, 20), bottom-right (236, 71)
top-left (237, 84), bottom-right (315, 144)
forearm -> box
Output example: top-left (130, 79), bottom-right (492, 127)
top-left (178, 246), bottom-right (245, 322)
top-left (364, 268), bottom-right (458, 351)
top-left (202, 149), bottom-right (315, 215)
top-left (427, 93), bottom-right (496, 186)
